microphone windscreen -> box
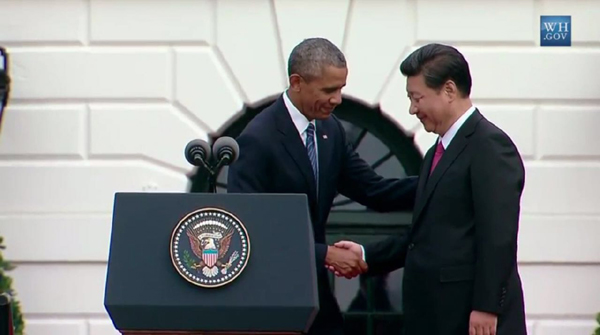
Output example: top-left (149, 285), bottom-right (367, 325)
top-left (212, 136), bottom-right (239, 163)
top-left (184, 139), bottom-right (211, 166)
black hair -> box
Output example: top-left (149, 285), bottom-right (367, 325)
top-left (400, 43), bottom-right (472, 97)
top-left (287, 38), bottom-right (346, 81)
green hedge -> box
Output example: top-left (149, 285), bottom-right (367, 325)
top-left (0, 236), bottom-right (24, 335)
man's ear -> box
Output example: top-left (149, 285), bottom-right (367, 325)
top-left (289, 74), bottom-right (302, 92)
top-left (444, 80), bottom-right (458, 101)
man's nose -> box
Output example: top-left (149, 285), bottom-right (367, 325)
top-left (330, 92), bottom-right (342, 105)
top-left (409, 104), bottom-right (417, 115)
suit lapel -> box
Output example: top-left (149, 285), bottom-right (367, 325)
top-left (412, 110), bottom-right (483, 225)
top-left (316, 120), bottom-right (332, 201)
top-left (275, 97), bottom-right (318, 199)
top-left (415, 145), bottom-right (435, 202)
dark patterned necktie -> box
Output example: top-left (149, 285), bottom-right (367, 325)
top-left (306, 123), bottom-right (318, 184)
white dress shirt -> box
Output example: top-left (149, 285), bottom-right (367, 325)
top-left (283, 90), bottom-right (318, 155)
top-left (438, 105), bottom-right (476, 149)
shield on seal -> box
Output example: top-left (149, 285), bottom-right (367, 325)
top-left (202, 248), bottom-right (218, 267)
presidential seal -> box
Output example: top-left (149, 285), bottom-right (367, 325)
top-left (170, 207), bottom-right (250, 288)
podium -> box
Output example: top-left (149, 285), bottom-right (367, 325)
top-left (104, 193), bottom-right (319, 335)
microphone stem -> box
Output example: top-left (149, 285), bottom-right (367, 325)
top-left (197, 157), bottom-right (214, 175)
top-left (207, 156), bottom-right (231, 193)
top-left (214, 156), bottom-right (229, 171)
top-left (207, 174), bottom-right (217, 193)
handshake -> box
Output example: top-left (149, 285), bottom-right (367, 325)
top-left (324, 240), bottom-right (367, 279)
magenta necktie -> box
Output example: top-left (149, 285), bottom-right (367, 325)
top-left (430, 141), bottom-right (445, 174)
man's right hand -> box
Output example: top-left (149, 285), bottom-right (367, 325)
top-left (324, 243), bottom-right (367, 279)
top-left (334, 240), bottom-right (363, 259)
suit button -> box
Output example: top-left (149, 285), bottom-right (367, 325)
top-left (408, 243), bottom-right (415, 250)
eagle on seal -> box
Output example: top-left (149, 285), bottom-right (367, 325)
top-left (186, 226), bottom-right (234, 278)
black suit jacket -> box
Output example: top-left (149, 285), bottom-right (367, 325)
top-left (227, 94), bottom-right (418, 335)
top-left (365, 110), bottom-right (527, 335)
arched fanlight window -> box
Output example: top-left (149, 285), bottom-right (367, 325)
top-left (189, 95), bottom-right (423, 210)
top-left (188, 95), bottom-right (423, 335)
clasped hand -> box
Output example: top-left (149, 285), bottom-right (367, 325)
top-left (324, 241), bottom-right (366, 279)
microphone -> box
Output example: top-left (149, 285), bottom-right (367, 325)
top-left (184, 139), bottom-right (212, 171)
top-left (212, 136), bottom-right (239, 168)
top-left (184, 137), bottom-right (239, 193)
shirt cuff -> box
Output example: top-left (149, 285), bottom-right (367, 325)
top-left (360, 245), bottom-right (366, 262)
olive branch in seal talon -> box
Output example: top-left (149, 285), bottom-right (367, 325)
top-left (221, 250), bottom-right (240, 274)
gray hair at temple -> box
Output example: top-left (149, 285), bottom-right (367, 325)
top-left (287, 38), bottom-right (346, 82)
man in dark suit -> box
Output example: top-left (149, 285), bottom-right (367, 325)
top-left (226, 37), bottom-right (418, 335)
top-left (331, 43), bottom-right (527, 335)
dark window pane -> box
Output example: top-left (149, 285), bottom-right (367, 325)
top-left (335, 269), bottom-right (404, 313)
top-left (373, 314), bottom-right (405, 335)
top-left (342, 314), bottom-right (369, 335)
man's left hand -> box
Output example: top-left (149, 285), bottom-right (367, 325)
top-left (469, 310), bottom-right (497, 335)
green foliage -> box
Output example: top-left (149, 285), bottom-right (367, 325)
top-left (0, 236), bottom-right (24, 335)
top-left (593, 312), bottom-right (600, 335)
top-left (182, 250), bottom-right (195, 269)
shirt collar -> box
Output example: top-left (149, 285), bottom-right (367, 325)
top-left (283, 90), bottom-right (314, 136)
top-left (439, 105), bottom-right (476, 149)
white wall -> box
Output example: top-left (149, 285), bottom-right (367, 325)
top-left (0, 0), bottom-right (599, 334)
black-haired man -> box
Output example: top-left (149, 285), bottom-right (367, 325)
top-left (333, 43), bottom-right (527, 335)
